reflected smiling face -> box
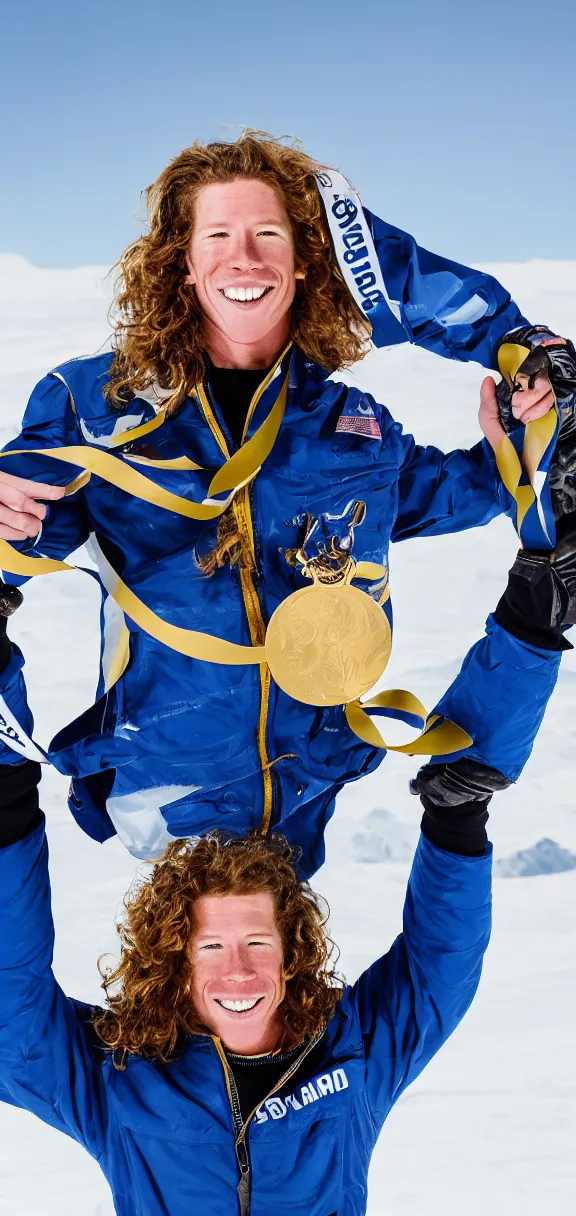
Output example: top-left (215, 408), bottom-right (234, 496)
top-left (185, 178), bottom-right (298, 368)
top-left (188, 890), bottom-right (286, 1054)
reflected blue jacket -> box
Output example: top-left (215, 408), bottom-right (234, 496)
top-left (0, 817), bottom-right (491, 1216)
top-left (0, 226), bottom-right (560, 877)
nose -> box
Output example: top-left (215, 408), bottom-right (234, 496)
top-left (224, 944), bottom-right (258, 982)
top-left (228, 228), bottom-right (263, 272)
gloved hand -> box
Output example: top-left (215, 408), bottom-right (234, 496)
top-left (496, 326), bottom-right (576, 425)
top-left (411, 756), bottom-right (511, 857)
top-left (493, 512), bottom-right (576, 647)
top-left (0, 580), bottom-right (23, 674)
top-left (496, 326), bottom-right (576, 519)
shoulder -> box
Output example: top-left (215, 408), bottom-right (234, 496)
top-left (51, 351), bottom-right (115, 411)
top-left (21, 353), bottom-right (116, 428)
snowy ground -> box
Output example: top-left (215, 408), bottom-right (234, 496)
top-left (0, 254), bottom-right (575, 1214)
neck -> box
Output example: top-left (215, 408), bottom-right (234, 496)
top-left (202, 318), bottom-right (289, 370)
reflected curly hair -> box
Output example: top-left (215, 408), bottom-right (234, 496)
top-left (93, 831), bottom-right (344, 1064)
top-left (106, 130), bottom-right (371, 411)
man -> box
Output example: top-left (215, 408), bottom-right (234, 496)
top-left (0, 132), bottom-right (575, 877)
top-left (0, 779), bottom-right (490, 1216)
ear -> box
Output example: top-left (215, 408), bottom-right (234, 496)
top-left (184, 251), bottom-right (196, 286)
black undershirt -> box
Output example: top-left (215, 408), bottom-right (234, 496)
top-left (225, 1039), bottom-right (324, 1125)
top-left (207, 361), bottom-right (272, 448)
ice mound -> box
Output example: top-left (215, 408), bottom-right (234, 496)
top-left (351, 807), bottom-right (418, 863)
top-left (494, 837), bottom-right (576, 878)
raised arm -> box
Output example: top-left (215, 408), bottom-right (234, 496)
top-left (345, 830), bottom-right (491, 1129)
top-left (0, 637), bottom-right (107, 1150)
top-left (0, 576), bottom-right (112, 1140)
top-left (368, 207), bottom-right (526, 369)
top-left (342, 529), bottom-right (576, 1128)
top-left (365, 210), bottom-right (576, 429)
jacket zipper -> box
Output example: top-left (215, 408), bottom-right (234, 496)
top-left (196, 354), bottom-right (288, 837)
top-left (231, 482), bottom-right (274, 832)
top-left (212, 1033), bottom-right (322, 1216)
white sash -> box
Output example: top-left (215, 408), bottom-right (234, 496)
top-left (0, 691), bottom-right (48, 763)
top-left (315, 169), bottom-right (401, 324)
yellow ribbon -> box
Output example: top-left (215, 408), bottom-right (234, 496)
top-left (0, 371), bottom-right (290, 524)
top-left (495, 407), bottom-right (557, 542)
top-left (0, 537), bottom-right (265, 664)
top-left (496, 340), bottom-right (558, 543)
top-left (345, 690), bottom-right (472, 755)
top-left (107, 408), bottom-right (170, 447)
top-left (497, 342), bottom-right (531, 388)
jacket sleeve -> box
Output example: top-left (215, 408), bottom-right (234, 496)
top-left (347, 833), bottom-right (491, 1127)
top-left (0, 373), bottom-right (90, 586)
top-left (368, 208), bottom-right (529, 368)
top-left (0, 820), bottom-right (108, 1155)
top-left (429, 614), bottom-right (562, 781)
top-left (0, 643), bottom-right (37, 768)
top-left (388, 417), bottom-right (511, 540)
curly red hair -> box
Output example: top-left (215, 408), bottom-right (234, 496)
top-left (106, 130), bottom-right (371, 411)
top-left (93, 831), bottom-right (344, 1063)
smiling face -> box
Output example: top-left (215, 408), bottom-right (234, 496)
top-left (185, 178), bottom-right (298, 369)
top-left (189, 890), bottom-right (286, 1054)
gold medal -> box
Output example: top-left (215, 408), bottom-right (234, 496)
top-left (265, 578), bottom-right (391, 706)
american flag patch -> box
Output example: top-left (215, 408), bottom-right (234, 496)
top-left (335, 415), bottom-right (382, 440)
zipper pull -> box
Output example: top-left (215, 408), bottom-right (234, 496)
top-left (236, 1152), bottom-right (250, 1215)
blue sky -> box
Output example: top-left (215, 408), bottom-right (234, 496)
top-left (1, 0), bottom-right (575, 267)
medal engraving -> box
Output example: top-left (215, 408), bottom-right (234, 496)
top-left (265, 582), bottom-right (391, 706)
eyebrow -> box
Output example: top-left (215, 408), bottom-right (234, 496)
top-left (197, 220), bottom-right (286, 232)
top-left (194, 930), bottom-right (278, 940)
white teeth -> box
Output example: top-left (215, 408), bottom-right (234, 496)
top-left (222, 287), bottom-right (268, 302)
top-left (218, 998), bottom-right (260, 1012)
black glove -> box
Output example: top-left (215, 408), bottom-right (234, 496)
top-left (0, 581), bottom-right (23, 674)
top-left (494, 512), bottom-right (576, 649)
top-left (496, 326), bottom-right (576, 519)
top-left (496, 325), bottom-right (576, 423)
top-left (411, 757), bottom-right (511, 857)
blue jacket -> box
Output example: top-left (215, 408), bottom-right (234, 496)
top-left (0, 231), bottom-right (558, 877)
top-left (0, 818), bottom-right (492, 1215)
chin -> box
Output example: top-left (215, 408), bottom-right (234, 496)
top-left (214, 1011), bottom-right (275, 1054)
top-left (220, 320), bottom-right (278, 346)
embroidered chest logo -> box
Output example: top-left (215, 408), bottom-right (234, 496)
top-left (254, 1067), bottom-right (349, 1124)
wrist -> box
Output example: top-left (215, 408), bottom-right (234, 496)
top-left (494, 548), bottom-right (573, 652)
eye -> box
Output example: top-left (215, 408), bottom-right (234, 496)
top-left (200, 942), bottom-right (223, 950)
top-left (206, 231), bottom-right (229, 240)
top-left (248, 940), bottom-right (268, 947)
top-left (257, 229), bottom-right (281, 238)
